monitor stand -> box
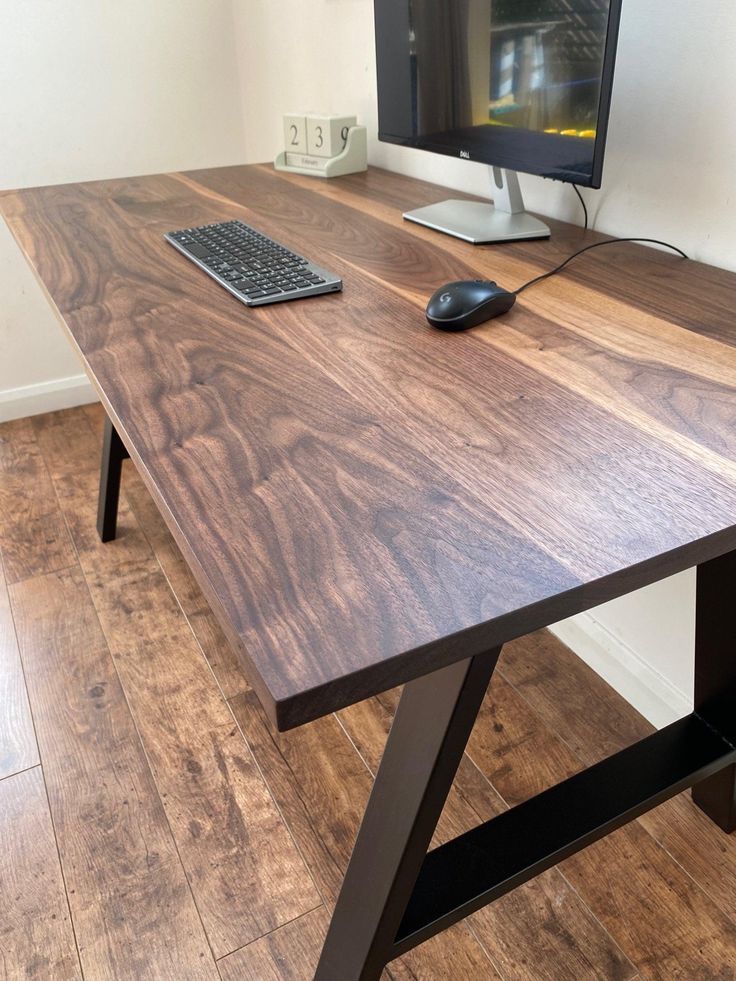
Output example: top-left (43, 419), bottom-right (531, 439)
top-left (403, 167), bottom-right (550, 245)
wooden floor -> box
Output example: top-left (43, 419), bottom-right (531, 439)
top-left (1, 405), bottom-right (735, 980)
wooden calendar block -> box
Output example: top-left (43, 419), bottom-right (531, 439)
top-left (283, 114), bottom-right (308, 154)
top-left (306, 114), bottom-right (357, 158)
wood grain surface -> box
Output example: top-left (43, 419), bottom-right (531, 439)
top-left (4, 165), bottom-right (736, 729)
top-left (0, 417), bottom-right (76, 585)
top-left (0, 554), bottom-right (38, 779)
top-left (9, 565), bottom-right (218, 980)
top-left (217, 908), bottom-right (332, 981)
top-left (0, 766), bottom-right (81, 980)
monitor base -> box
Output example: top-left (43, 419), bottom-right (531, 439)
top-left (402, 167), bottom-right (551, 245)
top-left (403, 201), bottom-right (551, 244)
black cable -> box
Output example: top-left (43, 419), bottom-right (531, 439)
top-left (514, 238), bottom-right (689, 297)
top-left (572, 184), bottom-right (588, 230)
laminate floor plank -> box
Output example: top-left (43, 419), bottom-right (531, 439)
top-left (9, 566), bottom-right (216, 980)
top-left (385, 929), bottom-right (504, 980)
top-left (35, 432), bottom-right (320, 958)
top-left (0, 554), bottom-right (38, 778)
top-left (467, 673), bottom-right (582, 805)
top-left (82, 400), bottom-right (106, 439)
top-left (219, 902), bottom-right (504, 981)
top-left (229, 690), bottom-right (502, 980)
top-left (217, 908), bottom-right (331, 981)
top-left (637, 793), bottom-right (736, 927)
top-left (0, 765), bottom-right (81, 980)
top-left (0, 417), bottom-right (76, 584)
top-left (468, 875), bottom-right (639, 981)
top-left (31, 406), bottom-right (103, 480)
top-left (562, 822), bottom-right (736, 980)
top-left (498, 631), bottom-right (654, 763)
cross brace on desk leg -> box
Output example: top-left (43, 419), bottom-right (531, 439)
top-left (314, 649), bottom-right (503, 981)
top-left (96, 415), bottom-right (129, 543)
top-left (692, 548), bottom-right (736, 833)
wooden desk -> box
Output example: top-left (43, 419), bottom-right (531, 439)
top-left (3, 164), bottom-right (736, 979)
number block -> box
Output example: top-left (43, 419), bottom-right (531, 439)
top-left (283, 114), bottom-right (308, 154)
top-left (306, 114), bottom-right (357, 158)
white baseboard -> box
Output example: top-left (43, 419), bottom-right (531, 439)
top-left (0, 373), bottom-right (98, 423)
top-left (549, 613), bottom-right (693, 729)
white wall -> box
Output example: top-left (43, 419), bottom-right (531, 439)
top-left (233, 0), bottom-right (378, 170)
top-left (0, 0), bottom-right (247, 421)
top-left (234, 0), bottom-right (736, 725)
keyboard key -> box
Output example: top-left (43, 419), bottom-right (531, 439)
top-left (186, 243), bottom-right (211, 258)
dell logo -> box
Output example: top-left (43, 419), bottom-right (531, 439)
top-left (459, 150), bottom-right (470, 159)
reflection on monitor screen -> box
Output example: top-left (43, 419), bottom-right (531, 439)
top-left (375, 0), bottom-right (621, 187)
top-left (488, 1), bottom-right (607, 138)
top-left (411, 0), bottom-right (608, 140)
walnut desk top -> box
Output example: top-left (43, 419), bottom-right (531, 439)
top-left (4, 164), bottom-right (736, 730)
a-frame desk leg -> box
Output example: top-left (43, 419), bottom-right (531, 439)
top-left (692, 549), bottom-right (736, 832)
top-left (314, 650), bottom-right (502, 981)
top-left (96, 414), bottom-right (129, 543)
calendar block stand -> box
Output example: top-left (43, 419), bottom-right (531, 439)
top-left (274, 125), bottom-right (367, 179)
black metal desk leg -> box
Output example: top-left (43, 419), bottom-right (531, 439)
top-left (96, 415), bottom-right (128, 543)
top-left (314, 649), bottom-right (502, 981)
top-left (692, 549), bottom-right (736, 833)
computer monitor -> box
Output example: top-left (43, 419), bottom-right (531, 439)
top-left (374, 0), bottom-right (623, 243)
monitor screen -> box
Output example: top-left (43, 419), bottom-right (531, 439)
top-left (374, 0), bottom-right (622, 187)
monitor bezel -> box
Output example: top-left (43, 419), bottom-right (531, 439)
top-left (374, 0), bottom-right (624, 189)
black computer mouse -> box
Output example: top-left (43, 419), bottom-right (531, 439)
top-left (426, 280), bottom-right (517, 331)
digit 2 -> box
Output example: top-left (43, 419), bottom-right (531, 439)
top-left (290, 124), bottom-right (299, 146)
